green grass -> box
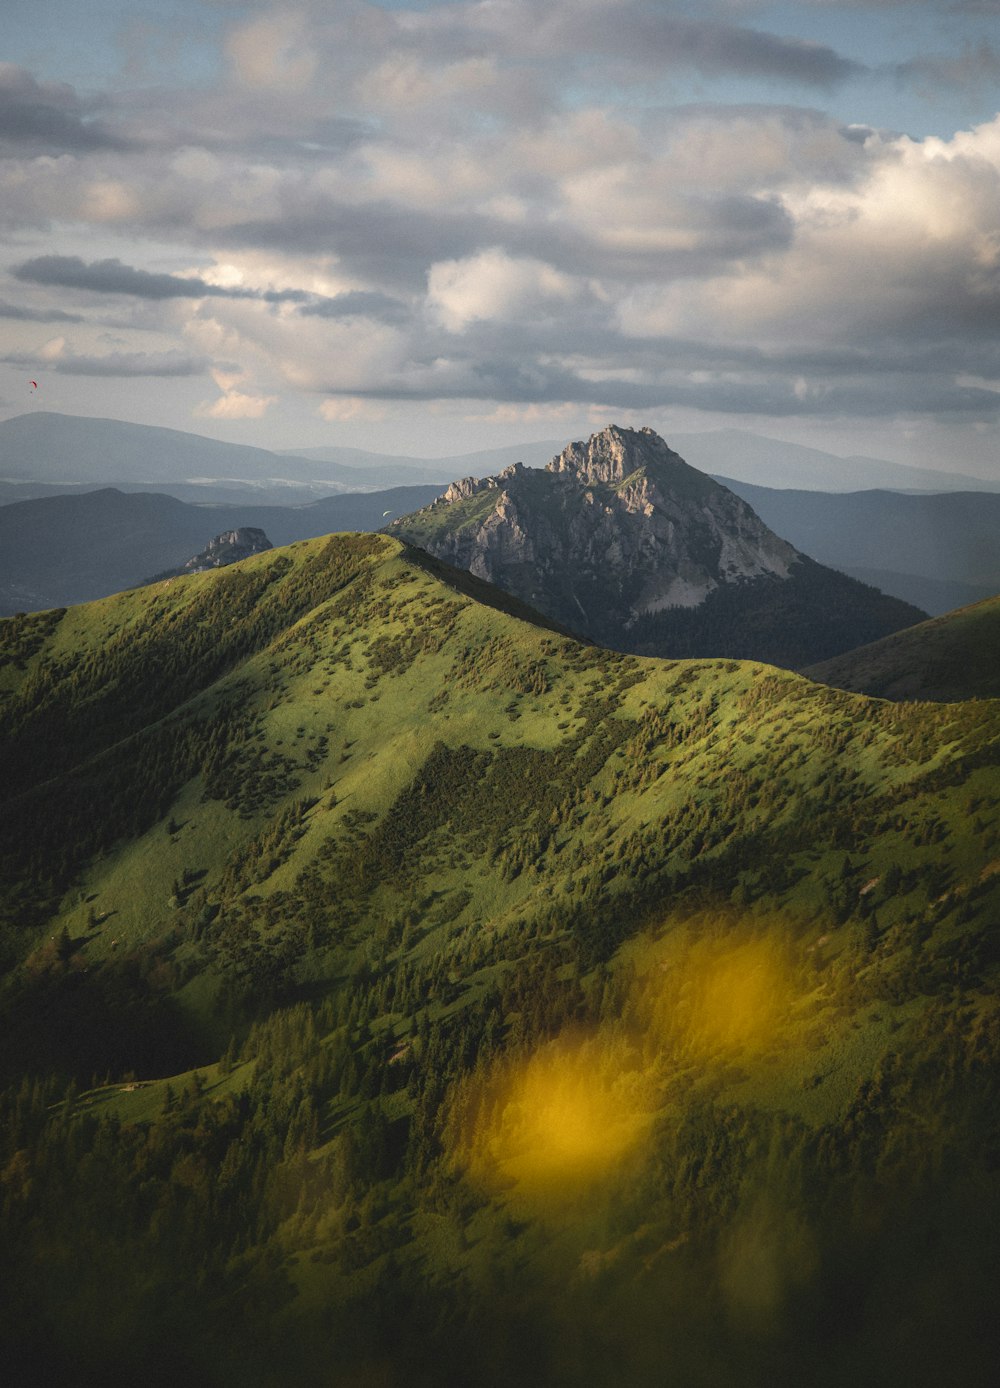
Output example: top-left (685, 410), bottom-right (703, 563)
top-left (1, 531), bottom-right (999, 1387)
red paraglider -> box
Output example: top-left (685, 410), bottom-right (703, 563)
top-left (29, 380), bottom-right (38, 392)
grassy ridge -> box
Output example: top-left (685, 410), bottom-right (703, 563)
top-left (805, 592), bottom-right (1000, 701)
top-left (1, 533), bottom-right (999, 1385)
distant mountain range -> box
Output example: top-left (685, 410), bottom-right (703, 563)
top-left (278, 440), bottom-right (562, 491)
top-left (388, 425), bottom-right (925, 668)
top-left (671, 428), bottom-right (1000, 494)
top-left (3, 412), bottom-right (997, 503)
top-left (0, 484), bottom-right (443, 614)
top-left (718, 481), bottom-right (1000, 616)
top-left (1, 412), bottom-right (995, 624)
top-left (0, 412), bottom-right (555, 502)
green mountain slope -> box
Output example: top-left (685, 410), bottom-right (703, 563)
top-left (805, 593), bottom-right (1000, 701)
top-left (1, 533), bottom-right (999, 1387)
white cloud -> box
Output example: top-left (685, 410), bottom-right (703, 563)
top-left (225, 11), bottom-right (317, 90)
top-left (318, 396), bottom-right (387, 422)
top-left (78, 179), bottom-right (143, 223)
top-left (198, 389), bottom-right (277, 419)
top-left (171, 147), bottom-right (224, 184)
top-left (357, 54), bottom-right (500, 112)
top-left (427, 248), bottom-right (581, 331)
top-left (617, 114), bottom-right (1000, 349)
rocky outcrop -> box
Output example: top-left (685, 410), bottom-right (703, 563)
top-left (147, 527), bottom-right (273, 583)
top-left (389, 425), bottom-right (926, 667)
top-left (179, 527), bottom-right (273, 573)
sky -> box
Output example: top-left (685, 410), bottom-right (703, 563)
top-left (3, 0), bottom-right (1000, 476)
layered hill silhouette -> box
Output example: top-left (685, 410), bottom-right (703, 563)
top-left (670, 426), bottom-right (1000, 493)
top-left (1, 532), bottom-right (998, 1386)
top-left (389, 425), bottom-right (926, 667)
top-left (0, 483), bottom-right (442, 613)
top-left (721, 479), bottom-right (1000, 616)
top-left (0, 410), bottom-right (554, 501)
top-left (805, 593), bottom-right (1000, 702)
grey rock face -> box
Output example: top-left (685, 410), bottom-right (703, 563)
top-left (145, 527), bottom-right (274, 584)
top-left (180, 527), bottom-right (273, 573)
top-left (389, 424), bottom-right (926, 665)
top-left (394, 425), bottom-right (797, 639)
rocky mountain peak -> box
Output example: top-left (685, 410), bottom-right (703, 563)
top-left (547, 424), bottom-right (699, 490)
top-left (389, 426), bottom-right (924, 665)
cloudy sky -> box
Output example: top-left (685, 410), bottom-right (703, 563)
top-left (3, 0), bottom-right (1000, 474)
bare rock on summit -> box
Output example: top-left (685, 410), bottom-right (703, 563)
top-left (388, 425), bottom-right (926, 667)
top-left (147, 527), bottom-right (273, 583)
top-left (179, 527), bottom-right (273, 573)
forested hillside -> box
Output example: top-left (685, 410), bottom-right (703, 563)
top-left (1, 533), bottom-right (998, 1387)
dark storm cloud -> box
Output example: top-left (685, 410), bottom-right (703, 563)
top-left (0, 68), bottom-right (132, 153)
top-left (451, 311), bottom-right (1000, 388)
top-left (14, 255), bottom-right (237, 299)
top-left (578, 11), bottom-right (867, 87)
top-left (895, 38), bottom-right (1000, 89)
top-left (410, 0), bottom-right (865, 87)
top-left (0, 300), bottom-right (83, 323)
top-left (218, 189), bottom-right (792, 292)
top-left (2, 346), bottom-right (207, 377)
top-left (217, 203), bottom-right (519, 289)
top-left (495, 368), bottom-right (996, 417)
top-left (12, 256), bottom-right (310, 304)
top-left (309, 327), bottom-right (1000, 419)
top-left (0, 101), bottom-right (131, 153)
top-left (300, 290), bottom-right (411, 324)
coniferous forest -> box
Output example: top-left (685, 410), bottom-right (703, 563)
top-left (2, 531), bottom-right (999, 1387)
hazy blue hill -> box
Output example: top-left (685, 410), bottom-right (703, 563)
top-left (0, 410), bottom-right (293, 487)
top-left (834, 566), bottom-right (996, 618)
top-left (0, 411), bottom-right (551, 501)
top-left (281, 438), bottom-right (562, 487)
top-left (0, 411), bottom-right (452, 499)
top-left (6, 412), bottom-right (998, 506)
top-left (720, 480), bottom-right (1000, 615)
top-left (0, 488), bottom-right (202, 611)
top-left (0, 531), bottom-right (998, 1386)
top-left (674, 427), bottom-right (1000, 493)
top-left (805, 593), bottom-right (1000, 701)
top-left (0, 483), bottom-right (443, 612)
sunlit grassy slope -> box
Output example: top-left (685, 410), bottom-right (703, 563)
top-left (1, 532), bottom-right (999, 1388)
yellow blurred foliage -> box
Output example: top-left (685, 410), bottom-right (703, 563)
top-left (450, 919), bottom-right (810, 1214)
top-left (636, 927), bottom-right (801, 1061)
top-left (454, 1030), bottom-right (651, 1203)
